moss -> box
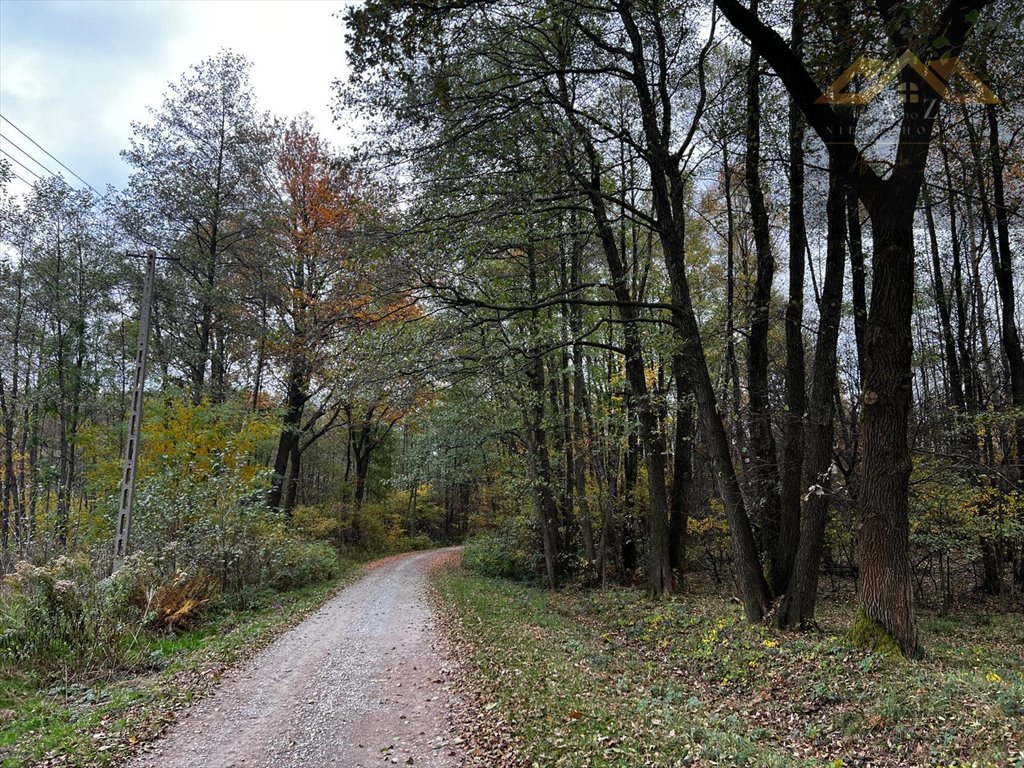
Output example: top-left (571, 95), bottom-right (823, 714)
top-left (848, 610), bottom-right (902, 657)
top-left (762, 559), bottom-right (774, 593)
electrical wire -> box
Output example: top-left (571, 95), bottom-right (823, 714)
top-left (0, 134), bottom-right (60, 178)
top-left (7, 169), bottom-right (32, 187)
top-left (0, 113), bottom-right (102, 195)
top-left (0, 147), bottom-right (44, 180)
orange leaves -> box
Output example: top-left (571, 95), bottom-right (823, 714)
top-left (277, 117), bottom-right (358, 248)
top-left (272, 117), bottom-right (406, 339)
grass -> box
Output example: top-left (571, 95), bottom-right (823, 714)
top-left (434, 560), bottom-right (1024, 768)
top-left (0, 562), bottom-right (363, 767)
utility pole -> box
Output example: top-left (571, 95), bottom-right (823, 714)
top-left (114, 251), bottom-right (157, 567)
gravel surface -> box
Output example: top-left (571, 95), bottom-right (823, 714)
top-left (128, 549), bottom-right (464, 768)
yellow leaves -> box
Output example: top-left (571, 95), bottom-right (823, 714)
top-left (644, 367), bottom-right (659, 389)
top-left (292, 504), bottom-right (340, 539)
top-left (142, 394), bottom-right (277, 484)
top-left (687, 516), bottom-right (729, 537)
top-left (962, 486), bottom-right (1024, 523)
top-left (985, 671), bottom-right (1002, 684)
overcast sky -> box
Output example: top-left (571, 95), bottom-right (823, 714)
top-left (0, 0), bottom-right (353, 199)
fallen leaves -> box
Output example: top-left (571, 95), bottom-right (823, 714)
top-left (431, 560), bottom-right (1024, 768)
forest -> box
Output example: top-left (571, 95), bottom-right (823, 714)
top-left (0, 0), bottom-right (1022, 765)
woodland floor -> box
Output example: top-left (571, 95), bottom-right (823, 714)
top-left (433, 555), bottom-right (1024, 768)
top-left (6, 551), bottom-right (1022, 768)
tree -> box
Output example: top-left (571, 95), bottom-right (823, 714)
top-left (716, 0), bottom-right (991, 655)
top-left (264, 117), bottom-right (361, 511)
top-left (119, 49), bottom-right (273, 403)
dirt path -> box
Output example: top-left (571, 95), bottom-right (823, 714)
top-left (129, 549), bottom-right (463, 768)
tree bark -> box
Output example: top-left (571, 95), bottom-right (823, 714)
top-left (565, 114), bottom-right (672, 597)
top-left (267, 357), bottom-right (307, 510)
top-left (611, 5), bottom-right (769, 616)
top-left (714, 0), bottom-right (988, 656)
top-left (857, 204), bottom-right (918, 655)
top-left (569, 232), bottom-right (597, 580)
top-left (744, 17), bottom-right (783, 589)
top-left (776, 165), bottom-right (846, 629)
top-left (669, 354), bottom-right (693, 584)
top-left (924, 193), bottom-right (967, 413)
top-left (778, 11), bottom-right (807, 597)
top-left (525, 246), bottom-right (562, 588)
top-left (985, 104), bottom-right (1024, 480)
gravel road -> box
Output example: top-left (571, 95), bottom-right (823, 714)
top-left (128, 549), bottom-right (463, 768)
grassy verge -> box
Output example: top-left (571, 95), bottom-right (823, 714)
top-left (0, 560), bottom-right (365, 767)
top-left (434, 560), bottom-right (1024, 768)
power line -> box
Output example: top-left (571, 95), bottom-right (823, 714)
top-left (0, 147), bottom-right (45, 181)
top-left (0, 113), bottom-right (101, 195)
top-left (7, 169), bottom-right (32, 187)
top-left (0, 134), bottom-right (60, 178)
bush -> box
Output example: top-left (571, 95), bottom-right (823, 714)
top-left (133, 465), bottom-right (295, 596)
top-left (268, 540), bottom-right (340, 591)
top-left (354, 499), bottom-right (406, 554)
top-left (463, 516), bottom-right (539, 581)
top-left (0, 557), bottom-right (142, 674)
top-left (0, 533), bottom-right (343, 678)
top-left (688, 509), bottom-right (732, 583)
top-left (405, 533), bottom-right (436, 551)
top-left (292, 505), bottom-right (340, 540)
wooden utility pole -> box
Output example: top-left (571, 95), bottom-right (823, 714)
top-left (114, 251), bottom-right (156, 567)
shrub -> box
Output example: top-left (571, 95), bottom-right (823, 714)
top-left (132, 464), bottom-right (289, 596)
top-left (355, 499), bottom-right (407, 554)
top-left (268, 540), bottom-right (340, 591)
top-left (463, 516), bottom-right (539, 581)
top-left (688, 510), bottom-right (732, 583)
top-left (0, 558), bottom-right (142, 674)
top-left (292, 505), bottom-right (340, 540)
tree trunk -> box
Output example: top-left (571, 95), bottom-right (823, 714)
top-left (669, 354), bottom-right (693, 584)
top-left (267, 358), bottom-right (307, 510)
top-left (574, 136), bottom-right (671, 596)
top-left (569, 235), bottom-right (597, 580)
top-left (776, 166), bottom-right (846, 629)
top-left (525, 246), bottom-right (561, 588)
top-left (524, 358), bottom-right (561, 589)
top-left (722, 142), bottom-right (745, 454)
top-left (744, 25), bottom-right (783, 587)
top-left (283, 440), bottom-right (301, 512)
top-left (621, 409), bottom-right (640, 579)
top-left (924, 193), bottom-right (967, 413)
top-left (778, 12), bottom-right (807, 597)
top-left (857, 202), bottom-right (918, 657)
top-left (0, 372), bottom-right (12, 559)
top-left (985, 104), bottom-right (1024, 480)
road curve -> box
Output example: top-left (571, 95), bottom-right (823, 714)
top-left (128, 549), bottom-right (463, 768)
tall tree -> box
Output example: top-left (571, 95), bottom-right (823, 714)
top-left (265, 117), bottom-right (360, 511)
top-left (717, 0), bottom-right (991, 654)
top-left (742, 0), bottom-right (784, 590)
top-left (120, 50), bottom-right (272, 402)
